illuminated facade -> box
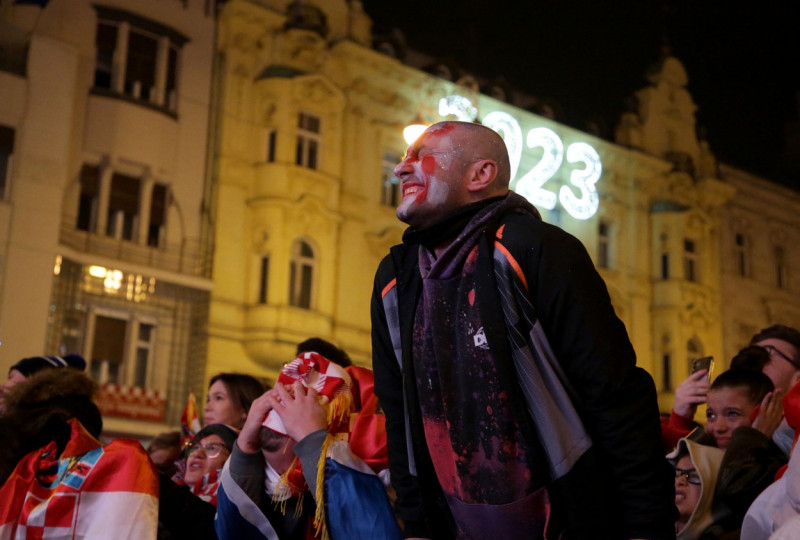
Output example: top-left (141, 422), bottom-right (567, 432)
top-left (3, 0), bottom-right (798, 438)
top-left (0, 0), bottom-right (215, 436)
top-left (210, 0), bottom-right (800, 418)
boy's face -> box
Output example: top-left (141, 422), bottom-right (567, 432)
top-left (674, 454), bottom-right (701, 528)
top-left (705, 386), bottom-right (758, 449)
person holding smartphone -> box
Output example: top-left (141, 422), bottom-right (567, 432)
top-left (660, 359), bottom-right (713, 452)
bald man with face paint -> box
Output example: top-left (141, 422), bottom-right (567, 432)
top-left (371, 121), bottom-right (675, 539)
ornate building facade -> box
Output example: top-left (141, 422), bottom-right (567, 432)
top-left (2, 0), bottom-right (798, 437)
top-left (209, 0), bottom-right (800, 418)
top-left (0, 0), bottom-right (216, 436)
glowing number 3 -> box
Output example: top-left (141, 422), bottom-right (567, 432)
top-left (560, 142), bottom-right (601, 220)
top-left (484, 115), bottom-right (602, 220)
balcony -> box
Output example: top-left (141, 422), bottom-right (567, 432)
top-left (60, 222), bottom-right (212, 278)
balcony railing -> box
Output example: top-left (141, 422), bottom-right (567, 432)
top-left (60, 223), bottom-right (212, 278)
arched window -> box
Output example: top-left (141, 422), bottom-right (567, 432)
top-left (289, 240), bottom-right (315, 309)
top-left (687, 337), bottom-right (704, 372)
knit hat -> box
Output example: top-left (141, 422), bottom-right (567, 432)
top-left (190, 423), bottom-right (238, 451)
top-left (263, 351), bottom-right (353, 437)
top-left (10, 354), bottom-right (86, 377)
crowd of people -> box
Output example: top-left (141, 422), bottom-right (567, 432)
top-left (1, 121), bottom-right (800, 539)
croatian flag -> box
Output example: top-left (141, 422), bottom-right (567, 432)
top-left (181, 391), bottom-right (202, 446)
top-left (0, 418), bottom-right (159, 538)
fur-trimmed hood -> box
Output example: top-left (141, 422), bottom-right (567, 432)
top-left (3, 368), bottom-right (97, 412)
top-left (0, 369), bottom-right (102, 485)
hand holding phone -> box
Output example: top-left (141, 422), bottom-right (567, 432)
top-left (691, 356), bottom-right (714, 382)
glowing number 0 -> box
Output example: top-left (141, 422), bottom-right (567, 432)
top-left (482, 111), bottom-right (522, 182)
top-left (559, 142), bottom-right (601, 220)
top-left (513, 127), bottom-right (562, 210)
top-left (438, 95), bottom-right (478, 122)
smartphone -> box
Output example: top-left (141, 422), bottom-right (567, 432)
top-left (691, 356), bottom-right (714, 381)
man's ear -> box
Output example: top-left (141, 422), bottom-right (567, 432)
top-left (465, 159), bottom-right (498, 193)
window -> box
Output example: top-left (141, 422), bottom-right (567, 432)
top-left (289, 240), bottom-right (315, 309)
top-left (660, 252), bottom-right (669, 280)
top-left (380, 151), bottom-right (401, 207)
top-left (775, 246), bottom-right (787, 289)
top-left (148, 183), bottom-right (168, 247)
top-left (133, 322), bottom-right (155, 388)
top-left (124, 29), bottom-right (158, 103)
top-left (661, 353), bottom-right (672, 392)
top-left (92, 7), bottom-right (187, 113)
top-left (295, 113), bottom-right (320, 169)
top-left (266, 130), bottom-right (277, 163)
top-left (76, 163), bottom-right (169, 247)
top-left (683, 239), bottom-right (697, 282)
top-left (107, 173), bottom-right (140, 241)
top-left (90, 314), bottom-right (127, 384)
top-left (77, 164), bottom-right (100, 231)
top-left (735, 233), bottom-right (748, 277)
top-left (258, 256), bottom-right (269, 304)
top-left (0, 125), bottom-right (14, 200)
top-left (597, 221), bottom-right (610, 268)
top-left (89, 313), bottom-right (155, 388)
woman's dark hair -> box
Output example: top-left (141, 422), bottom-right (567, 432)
top-left (208, 373), bottom-right (265, 419)
top-left (710, 369), bottom-right (774, 405)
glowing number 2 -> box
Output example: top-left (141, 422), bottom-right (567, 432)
top-left (513, 127), bottom-right (562, 210)
top-left (482, 111), bottom-right (522, 182)
top-left (559, 142), bottom-right (601, 220)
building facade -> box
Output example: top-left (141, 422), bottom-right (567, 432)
top-left (2, 0), bottom-right (799, 437)
top-left (0, 0), bottom-right (216, 436)
top-left (209, 0), bottom-right (800, 417)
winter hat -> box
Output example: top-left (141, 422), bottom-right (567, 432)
top-left (10, 354), bottom-right (86, 377)
top-left (190, 423), bottom-right (238, 451)
top-left (263, 351), bottom-right (353, 437)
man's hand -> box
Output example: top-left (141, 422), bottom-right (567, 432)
top-left (752, 390), bottom-right (784, 439)
top-left (237, 388), bottom-right (278, 454)
top-left (673, 369), bottom-right (710, 419)
top-left (265, 381), bottom-right (327, 442)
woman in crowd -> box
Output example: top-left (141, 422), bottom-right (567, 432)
top-left (159, 424), bottom-right (238, 539)
top-left (204, 373), bottom-right (265, 429)
top-left (184, 424), bottom-right (237, 504)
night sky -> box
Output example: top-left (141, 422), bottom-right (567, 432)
top-left (361, 1), bottom-right (800, 188)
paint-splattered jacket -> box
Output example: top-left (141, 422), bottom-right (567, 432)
top-left (371, 193), bottom-right (675, 539)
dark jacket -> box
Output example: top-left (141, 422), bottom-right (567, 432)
top-left (371, 208), bottom-right (675, 539)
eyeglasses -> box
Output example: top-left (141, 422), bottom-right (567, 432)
top-left (674, 467), bottom-right (701, 485)
top-left (763, 344), bottom-right (800, 370)
top-left (186, 442), bottom-right (229, 459)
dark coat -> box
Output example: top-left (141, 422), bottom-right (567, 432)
top-left (371, 209), bottom-right (676, 539)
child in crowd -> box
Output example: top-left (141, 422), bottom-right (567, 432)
top-left (704, 368), bottom-right (781, 449)
top-left (667, 437), bottom-right (725, 539)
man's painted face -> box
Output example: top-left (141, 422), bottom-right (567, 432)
top-left (394, 124), bottom-right (471, 229)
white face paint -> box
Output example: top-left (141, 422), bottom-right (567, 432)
top-left (394, 124), bottom-right (469, 229)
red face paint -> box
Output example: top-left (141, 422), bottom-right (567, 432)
top-left (421, 155), bottom-right (437, 175)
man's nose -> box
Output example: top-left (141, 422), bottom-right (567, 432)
top-left (394, 158), bottom-right (412, 178)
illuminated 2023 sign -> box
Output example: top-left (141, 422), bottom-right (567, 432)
top-left (439, 95), bottom-right (602, 220)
